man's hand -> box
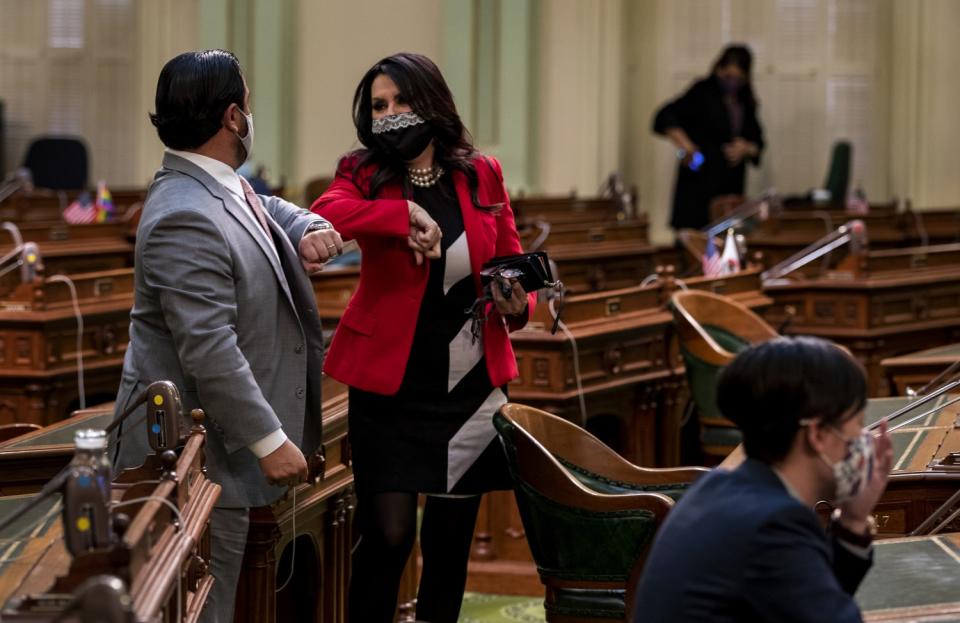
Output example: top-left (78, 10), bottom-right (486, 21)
top-left (258, 439), bottom-right (309, 487)
top-left (299, 225), bottom-right (344, 274)
top-left (408, 201), bottom-right (441, 265)
top-left (838, 420), bottom-right (893, 532)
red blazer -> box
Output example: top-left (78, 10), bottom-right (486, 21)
top-left (311, 154), bottom-right (535, 395)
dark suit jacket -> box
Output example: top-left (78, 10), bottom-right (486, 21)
top-left (653, 76), bottom-right (764, 230)
top-left (632, 459), bottom-right (870, 623)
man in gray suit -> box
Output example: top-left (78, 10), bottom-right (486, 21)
top-left (111, 50), bottom-right (342, 622)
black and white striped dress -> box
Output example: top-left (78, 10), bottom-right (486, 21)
top-left (347, 175), bottom-right (511, 496)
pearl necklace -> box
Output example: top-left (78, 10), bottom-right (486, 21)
top-left (407, 165), bottom-right (445, 188)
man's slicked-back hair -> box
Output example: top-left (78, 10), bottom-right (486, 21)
top-left (717, 336), bottom-right (868, 464)
top-left (149, 49), bottom-right (245, 150)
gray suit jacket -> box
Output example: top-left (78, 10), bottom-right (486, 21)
top-left (111, 152), bottom-right (326, 508)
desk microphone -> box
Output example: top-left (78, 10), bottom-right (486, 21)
top-left (107, 380), bottom-right (185, 465)
top-left (20, 242), bottom-right (41, 283)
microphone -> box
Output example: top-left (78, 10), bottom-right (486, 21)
top-left (107, 380), bottom-right (186, 464)
top-left (0, 167), bottom-right (33, 204)
top-left (19, 242), bottom-right (42, 283)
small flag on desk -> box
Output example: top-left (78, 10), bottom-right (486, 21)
top-left (718, 228), bottom-right (741, 276)
top-left (702, 234), bottom-right (723, 277)
top-left (95, 180), bottom-right (115, 222)
top-left (63, 192), bottom-right (97, 224)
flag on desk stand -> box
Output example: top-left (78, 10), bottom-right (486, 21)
top-left (718, 228), bottom-right (741, 276)
top-left (63, 191), bottom-right (97, 224)
top-left (95, 180), bottom-right (115, 222)
top-left (702, 234), bottom-right (723, 277)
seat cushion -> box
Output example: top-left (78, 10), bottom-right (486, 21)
top-left (557, 457), bottom-right (692, 501)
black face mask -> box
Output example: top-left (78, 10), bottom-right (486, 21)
top-left (716, 74), bottom-right (743, 94)
top-left (371, 112), bottom-right (434, 162)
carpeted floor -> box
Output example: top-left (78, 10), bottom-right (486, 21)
top-left (458, 593), bottom-right (546, 623)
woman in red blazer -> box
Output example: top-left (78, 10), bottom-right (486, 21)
top-left (311, 52), bottom-right (535, 623)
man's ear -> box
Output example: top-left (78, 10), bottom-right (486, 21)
top-left (222, 103), bottom-right (241, 135)
top-left (802, 419), bottom-right (828, 456)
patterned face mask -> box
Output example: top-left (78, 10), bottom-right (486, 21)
top-left (819, 427), bottom-right (875, 503)
top-left (370, 111), bottom-right (434, 162)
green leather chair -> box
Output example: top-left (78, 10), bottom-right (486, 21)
top-left (823, 140), bottom-right (852, 203)
top-left (494, 403), bottom-right (708, 622)
top-left (670, 290), bottom-right (778, 462)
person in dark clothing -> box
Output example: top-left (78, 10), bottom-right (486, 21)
top-left (653, 44), bottom-right (765, 231)
top-left (633, 336), bottom-right (893, 623)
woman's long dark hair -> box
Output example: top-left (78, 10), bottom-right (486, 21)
top-left (711, 44), bottom-right (757, 109)
top-left (340, 52), bottom-right (499, 210)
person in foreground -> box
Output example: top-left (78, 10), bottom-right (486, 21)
top-left (111, 50), bottom-right (341, 623)
top-left (633, 336), bottom-right (893, 623)
top-left (312, 52), bottom-right (535, 623)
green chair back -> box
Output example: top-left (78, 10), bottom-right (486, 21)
top-left (823, 141), bottom-right (852, 201)
top-left (494, 410), bottom-right (668, 620)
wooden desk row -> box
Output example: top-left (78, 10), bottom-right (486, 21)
top-left (763, 243), bottom-right (960, 396)
top-left (0, 408), bottom-right (219, 622)
top-left (0, 376), bottom-right (354, 623)
top-left (0, 188), bottom-right (144, 223)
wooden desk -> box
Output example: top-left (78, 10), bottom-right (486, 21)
top-left (311, 265), bottom-right (359, 326)
top-left (549, 240), bottom-right (658, 294)
top-left (883, 343), bottom-right (960, 396)
top-left (858, 532), bottom-right (960, 621)
top-left (852, 396), bottom-right (960, 537)
top-left (235, 378), bottom-right (356, 623)
top-left (0, 379), bottom-right (358, 623)
top-left (512, 195), bottom-right (624, 225)
top-left (0, 403), bottom-right (113, 496)
top-left (902, 207), bottom-right (960, 246)
top-left (0, 239), bottom-right (134, 298)
top-left (520, 218), bottom-right (647, 249)
top-left (0, 417), bottom-right (219, 622)
top-left (0, 270), bottom-right (133, 425)
top-left (0, 188), bottom-right (145, 223)
top-left (763, 259), bottom-right (960, 396)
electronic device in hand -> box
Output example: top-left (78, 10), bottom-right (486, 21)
top-left (479, 251), bottom-right (564, 333)
top-left (480, 251), bottom-right (557, 298)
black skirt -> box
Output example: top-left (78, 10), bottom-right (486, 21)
top-left (347, 176), bottom-right (512, 496)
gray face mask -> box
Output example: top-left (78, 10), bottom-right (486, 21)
top-left (237, 111), bottom-right (254, 162)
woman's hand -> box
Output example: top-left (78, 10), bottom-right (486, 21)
top-left (407, 201), bottom-right (442, 265)
top-left (837, 420), bottom-right (893, 533)
top-left (723, 138), bottom-right (757, 166)
top-left (491, 278), bottom-right (528, 317)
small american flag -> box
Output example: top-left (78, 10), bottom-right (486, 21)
top-left (63, 192), bottom-right (97, 224)
top-left (702, 234), bottom-right (723, 277)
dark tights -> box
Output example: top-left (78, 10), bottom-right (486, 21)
top-left (348, 491), bottom-right (482, 623)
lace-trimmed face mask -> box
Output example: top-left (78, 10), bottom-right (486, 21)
top-left (371, 111), bottom-right (434, 162)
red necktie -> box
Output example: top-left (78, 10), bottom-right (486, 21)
top-left (239, 175), bottom-right (272, 237)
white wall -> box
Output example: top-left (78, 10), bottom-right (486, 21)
top-left (889, 0), bottom-right (960, 210)
top-left (292, 0), bottom-right (444, 199)
top-left (534, 0), bottom-right (623, 196)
